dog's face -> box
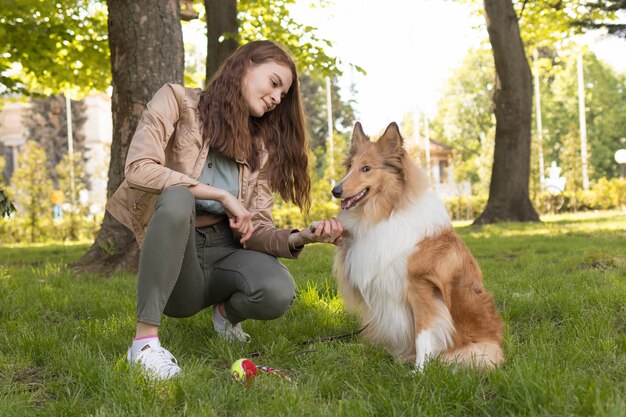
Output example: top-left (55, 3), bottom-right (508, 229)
top-left (332, 122), bottom-right (406, 210)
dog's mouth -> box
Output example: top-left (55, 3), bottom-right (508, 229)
top-left (341, 188), bottom-right (370, 210)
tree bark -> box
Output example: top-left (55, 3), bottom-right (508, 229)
top-left (204, 0), bottom-right (238, 82)
top-left (475, 0), bottom-right (540, 224)
top-left (73, 0), bottom-right (184, 274)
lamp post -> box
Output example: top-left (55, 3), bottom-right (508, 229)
top-left (615, 148), bottom-right (626, 178)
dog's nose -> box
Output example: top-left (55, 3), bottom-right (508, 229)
top-left (332, 184), bottom-right (343, 198)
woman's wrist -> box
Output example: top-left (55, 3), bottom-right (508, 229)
top-left (190, 183), bottom-right (227, 203)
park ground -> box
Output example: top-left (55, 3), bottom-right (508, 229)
top-left (0, 210), bottom-right (624, 416)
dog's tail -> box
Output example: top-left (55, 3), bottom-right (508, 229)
top-left (441, 341), bottom-right (504, 370)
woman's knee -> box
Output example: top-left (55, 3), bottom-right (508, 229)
top-left (252, 270), bottom-right (296, 320)
top-left (154, 186), bottom-right (195, 226)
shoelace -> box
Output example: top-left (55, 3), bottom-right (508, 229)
top-left (136, 347), bottom-right (180, 378)
top-left (223, 322), bottom-right (251, 342)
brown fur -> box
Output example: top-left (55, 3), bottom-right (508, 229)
top-left (407, 230), bottom-right (504, 369)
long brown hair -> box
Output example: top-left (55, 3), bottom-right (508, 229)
top-left (198, 40), bottom-right (310, 211)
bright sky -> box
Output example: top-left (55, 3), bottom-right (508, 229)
top-left (290, 0), bottom-right (626, 134)
top-left (291, 0), bottom-right (484, 132)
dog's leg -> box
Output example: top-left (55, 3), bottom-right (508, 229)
top-left (407, 279), bottom-right (454, 372)
top-left (333, 255), bottom-right (366, 315)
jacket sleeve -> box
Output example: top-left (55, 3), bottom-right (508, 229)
top-left (124, 83), bottom-right (200, 193)
top-left (240, 171), bottom-right (303, 260)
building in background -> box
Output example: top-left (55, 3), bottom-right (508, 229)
top-left (404, 132), bottom-right (471, 198)
top-left (0, 94), bottom-right (112, 216)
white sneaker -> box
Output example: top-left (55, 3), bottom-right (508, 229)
top-left (212, 306), bottom-right (251, 342)
top-left (127, 345), bottom-right (181, 380)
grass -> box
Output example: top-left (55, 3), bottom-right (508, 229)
top-left (0, 211), bottom-right (624, 417)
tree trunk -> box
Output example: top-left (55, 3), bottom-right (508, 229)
top-left (73, 0), bottom-right (184, 275)
top-left (204, 0), bottom-right (238, 82)
top-left (475, 0), bottom-right (540, 225)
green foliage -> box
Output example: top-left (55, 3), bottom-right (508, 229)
top-left (273, 131), bottom-right (348, 228)
top-left (540, 48), bottom-right (626, 184)
top-left (56, 151), bottom-right (89, 240)
top-left (556, 177), bottom-right (626, 212)
top-left (10, 141), bottom-right (54, 242)
top-left (513, 0), bottom-right (618, 50)
top-left (0, 0), bottom-right (110, 96)
top-left (301, 74), bottom-right (356, 151)
top-left (443, 195), bottom-right (488, 221)
top-left (433, 41), bottom-right (626, 195)
top-left (0, 214), bottom-right (102, 244)
top-left (0, 212), bottom-right (625, 416)
top-left (238, 0), bottom-right (343, 77)
top-left (430, 45), bottom-right (496, 195)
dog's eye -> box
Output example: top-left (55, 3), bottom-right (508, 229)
top-left (361, 166), bottom-right (371, 173)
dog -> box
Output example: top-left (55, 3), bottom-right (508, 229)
top-left (332, 122), bottom-right (504, 371)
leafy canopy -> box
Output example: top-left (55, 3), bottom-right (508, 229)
top-left (0, 0), bottom-right (109, 96)
top-left (1, 0), bottom-right (351, 96)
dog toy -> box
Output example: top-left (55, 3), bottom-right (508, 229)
top-left (230, 358), bottom-right (293, 383)
top-left (230, 358), bottom-right (257, 382)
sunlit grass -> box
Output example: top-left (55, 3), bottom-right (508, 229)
top-left (0, 211), bottom-right (624, 417)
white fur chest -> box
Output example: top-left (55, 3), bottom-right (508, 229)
top-left (338, 191), bottom-right (451, 296)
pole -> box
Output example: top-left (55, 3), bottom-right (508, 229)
top-left (65, 90), bottom-right (76, 210)
top-left (533, 49), bottom-right (545, 190)
top-left (424, 113), bottom-right (431, 181)
top-left (577, 54), bottom-right (590, 191)
top-left (325, 76), bottom-right (335, 186)
top-left (414, 110), bottom-right (420, 157)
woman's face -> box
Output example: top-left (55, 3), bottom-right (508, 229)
top-left (243, 60), bottom-right (293, 117)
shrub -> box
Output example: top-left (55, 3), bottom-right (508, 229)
top-left (0, 214), bottom-right (102, 244)
top-left (538, 178), bottom-right (625, 213)
top-left (443, 195), bottom-right (487, 221)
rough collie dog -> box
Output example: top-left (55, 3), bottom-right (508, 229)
top-left (332, 122), bottom-right (504, 371)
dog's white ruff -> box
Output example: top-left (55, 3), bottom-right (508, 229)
top-left (338, 191), bottom-right (453, 361)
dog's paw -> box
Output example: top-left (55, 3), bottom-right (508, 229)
top-left (411, 363), bottom-right (425, 375)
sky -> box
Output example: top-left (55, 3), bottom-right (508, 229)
top-left (289, 0), bottom-right (626, 134)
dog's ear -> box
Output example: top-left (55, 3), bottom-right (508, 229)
top-left (377, 122), bottom-right (404, 154)
top-left (350, 122), bottom-right (369, 152)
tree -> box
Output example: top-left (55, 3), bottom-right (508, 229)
top-left (571, 1), bottom-right (626, 36)
top-left (10, 141), bottom-right (54, 242)
top-left (204, 0), bottom-right (238, 80)
top-left (476, 0), bottom-right (539, 224)
top-left (430, 45), bottom-right (496, 195)
top-left (75, 0), bottom-right (184, 273)
top-left (541, 49), bottom-right (626, 184)
top-left (460, 0), bottom-right (621, 223)
top-left (0, 0), bottom-right (109, 96)
top-left (25, 95), bottom-right (87, 185)
top-left (56, 151), bottom-right (88, 240)
top-left (237, 0), bottom-right (341, 77)
top-left (300, 73), bottom-right (356, 177)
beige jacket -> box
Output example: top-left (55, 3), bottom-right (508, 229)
top-left (106, 83), bottom-right (301, 259)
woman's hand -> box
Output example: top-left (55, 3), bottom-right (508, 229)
top-left (189, 183), bottom-right (254, 244)
top-left (220, 193), bottom-right (254, 244)
top-left (289, 217), bottom-right (344, 249)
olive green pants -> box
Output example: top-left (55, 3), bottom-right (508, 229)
top-left (136, 186), bottom-right (296, 326)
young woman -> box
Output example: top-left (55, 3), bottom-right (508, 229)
top-left (106, 40), bottom-right (343, 380)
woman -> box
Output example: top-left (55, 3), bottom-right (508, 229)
top-left (106, 40), bottom-right (343, 380)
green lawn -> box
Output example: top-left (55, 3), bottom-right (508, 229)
top-left (1, 211), bottom-right (624, 417)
